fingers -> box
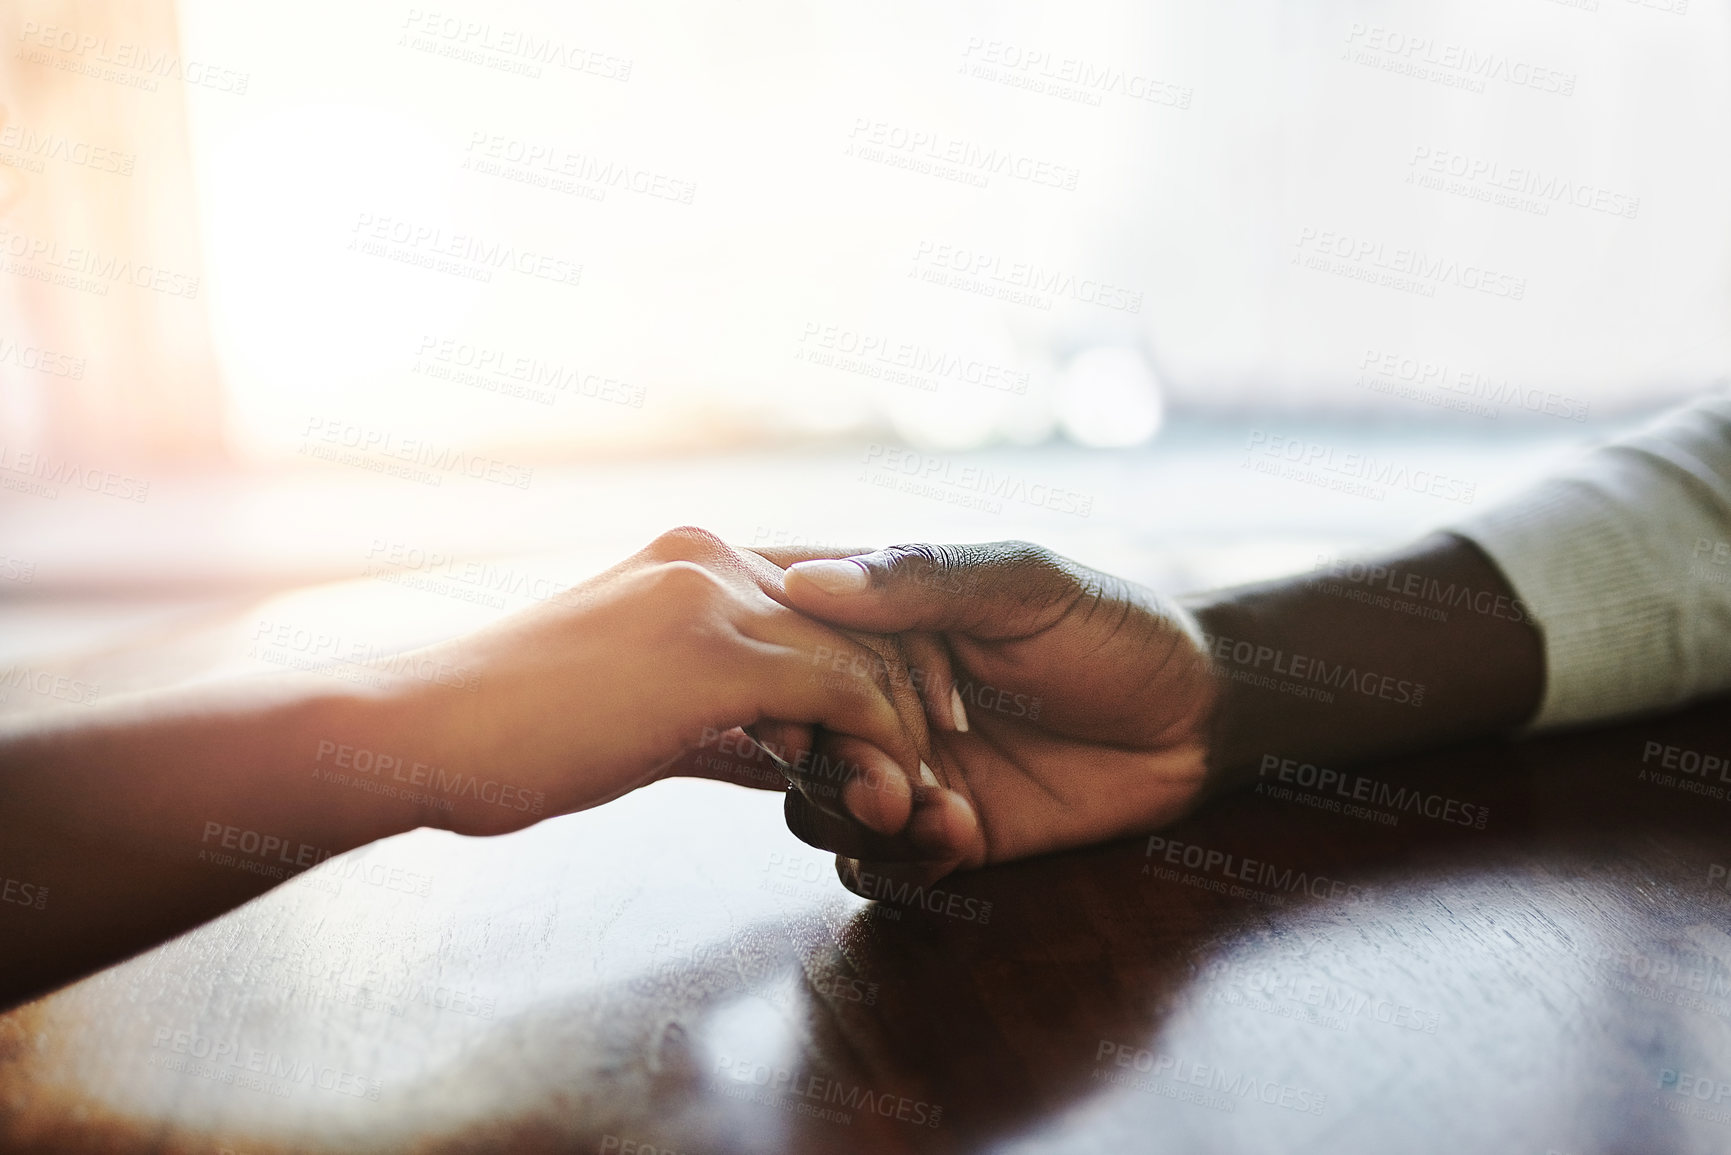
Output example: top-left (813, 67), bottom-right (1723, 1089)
top-left (640, 526), bottom-right (842, 615)
top-left (781, 733), bottom-right (913, 838)
top-left (785, 741), bottom-right (986, 862)
top-left (625, 527), bottom-right (931, 789)
top-left (829, 787), bottom-right (990, 898)
top-left (754, 539), bottom-right (970, 734)
top-left (638, 528), bottom-right (948, 740)
top-left (745, 719), bottom-right (814, 781)
top-left (899, 632), bottom-right (967, 736)
top-left (664, 727), bottom-right (789, 791)
top-left (902, 785), bottom-right (986, 863)
top-left (751, 545), bottom-right (879, 570)
top-left (835, 856), bottom-right (963, 901)
top-left (785, 786), bottom-right (915, 861)
top-left (736, 612), bottom-right (927, 810)
top-left (785, 778), bottom-right (980, 862)
top-left (781, 541), bottom-right (1086, 638)
top-left (634, 525), bottom-right (802, 610)
top-left (620, 528), bottom-right (985, 846)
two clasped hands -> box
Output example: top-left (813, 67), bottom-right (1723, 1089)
top-left (428, 527), bottom-right (1220, 896)
top-left (0, 523), bottom-right (1543, 1008)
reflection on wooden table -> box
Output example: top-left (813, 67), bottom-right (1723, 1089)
top-left (1, 582), bottom-right (1728, 1153)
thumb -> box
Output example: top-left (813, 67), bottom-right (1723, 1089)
top-left (781, 541), bottom-right (1082, 638)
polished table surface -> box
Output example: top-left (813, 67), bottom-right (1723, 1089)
top-left (2, 586), bottom-right (1730, 1154)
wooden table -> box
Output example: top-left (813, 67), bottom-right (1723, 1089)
top-left (2, 588), bottom-right (1729, 1153)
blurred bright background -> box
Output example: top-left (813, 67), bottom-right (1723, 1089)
top-left (1, 0), bottom-right (1728, 665)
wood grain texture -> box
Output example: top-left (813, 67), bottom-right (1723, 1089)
top-left (2, 663), bottom-right (1728, 1153)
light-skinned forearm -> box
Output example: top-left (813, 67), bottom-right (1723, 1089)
top-left (0, 674), bottom-right (457, 1010)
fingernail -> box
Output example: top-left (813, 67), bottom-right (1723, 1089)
top-left (790, 558), bottom-right (869, 595)
top-left (909, 791), bottom-right (969, 854)
top-left (918, 760), bottom-right (939, 787)
top-left (949, 686), bottom-right (970, 732)
top-left (845, 767), bottom-right (908, 834)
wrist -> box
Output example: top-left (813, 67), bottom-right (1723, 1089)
top-left (1176, 533), bottom-right (1543, 799)
top-left (282, 675), bottom-right (457, 845)
top-left (1175, 593), bottom-right (1264, 797)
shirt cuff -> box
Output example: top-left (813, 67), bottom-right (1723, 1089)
top-left (1449, 450), bottom-right (1701, 732)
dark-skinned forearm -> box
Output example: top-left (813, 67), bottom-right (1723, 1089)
top-left (1180, 532), bottom-right (1544, 795)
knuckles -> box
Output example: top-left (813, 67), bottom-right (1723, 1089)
top-left (991, 539), bottom-right (1060, 567)
top-left (880, 539), bottom-right (1067, 586)
top-left (630, 560), bottom-right (738, 631)
top-left (879, 541), bottom-right (965, 581)
top-left (881, 539), bottom-right (1082, 621)
top-left (644, 524), bottom-right (733, 565)
top-left (784, 791), bottom-right (833, 852)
